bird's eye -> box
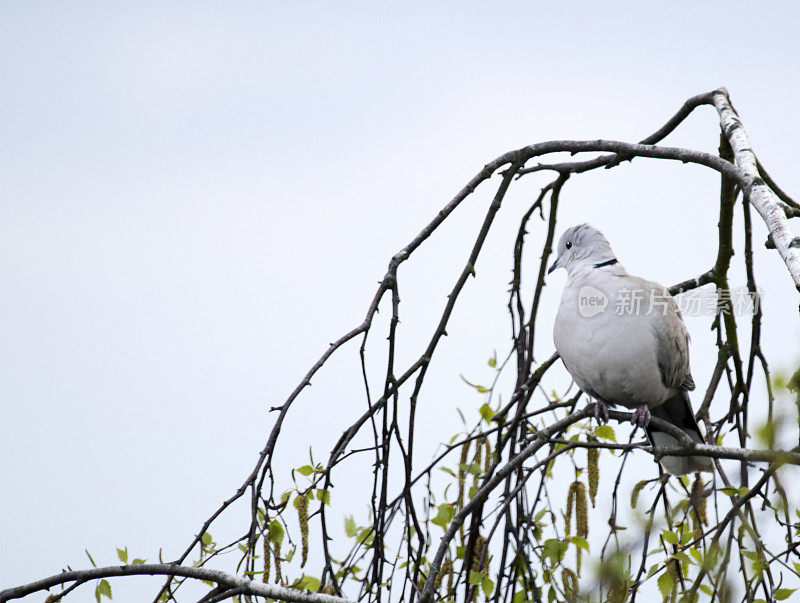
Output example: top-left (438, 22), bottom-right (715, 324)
top-left (565, 241), bottom-right (572, 249)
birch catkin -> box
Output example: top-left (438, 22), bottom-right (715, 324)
top-left (295, 494), bottom-right (309, 568)
top-left (691, 475), bottom-right (707, 540)
top-left (435, 557), bottom-right (452, 590)
top-left (630, 480), bottom-right (648, 509)
top-left (458, 441), bottom-right (470, 509)
top-left (575, 481), bottom-right (588, 539)
top-left (482, 437), bottom-right (492, 474)
top-left (565, 481), bottom-right (577, 536)
top-left (691, 475), bottom-right (707, 524)
top-left (262, 534), bottom-right (270, 583)
top-left (575, 481), bottom-right (588, 576)
top-left (587, 444), bottom-right (599, 508)
top-left (274, 539), bottom-right (282, 584)
top-left (562, 567), bottom-right (577, 599)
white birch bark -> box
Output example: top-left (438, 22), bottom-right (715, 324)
top-left (713, 88), bottom-right (800, 290)
top-left (0, 564), bottom-right (359, 603)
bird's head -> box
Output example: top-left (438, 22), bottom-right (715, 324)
top-left (548, 223), bottom-right (617, 275)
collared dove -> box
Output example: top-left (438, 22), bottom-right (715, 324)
top-left (549, 224), bottom-right (713, 475)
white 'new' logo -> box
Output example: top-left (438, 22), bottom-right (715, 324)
top-left (578, 286), bottom-right (608, 317)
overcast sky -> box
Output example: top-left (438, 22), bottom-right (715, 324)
top-left (2, 2), bottom-right (799, 600)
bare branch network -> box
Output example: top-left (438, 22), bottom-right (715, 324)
top-left (5, 88), bottom-right (800, 603)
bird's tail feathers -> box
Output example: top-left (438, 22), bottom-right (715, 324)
top-left (646, 392), bottom-right (714, 475)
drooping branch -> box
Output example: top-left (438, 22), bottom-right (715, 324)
top-left (0, 564), bottom-right (359, 603)
top-left (516, 90), bottom-right (717, 177)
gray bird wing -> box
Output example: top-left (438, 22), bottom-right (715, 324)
top-left (637, 277), bottom-right (695, 392)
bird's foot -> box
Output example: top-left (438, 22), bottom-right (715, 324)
top-left (630, 404), bottom-right (651, 429)
top-left (590, 400), bottom-right (609, 424)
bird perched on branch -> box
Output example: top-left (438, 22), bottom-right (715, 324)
top-left (549, 223), bottom-right (713, 475)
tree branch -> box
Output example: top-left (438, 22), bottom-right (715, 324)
top-left (515, 91), bottom-right (716, 176)
top-left (0, 564), bottom-right (358, 603)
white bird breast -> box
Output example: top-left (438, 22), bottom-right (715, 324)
top-left (553, 276), bottom-right (674, 409)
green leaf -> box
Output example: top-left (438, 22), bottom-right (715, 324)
top-left (269, 519), bottom-right (285, 545)
top-left (672, 551), bottom-right (690, 570)
top-left (201, 532), bottom-right (213, 547)
top-left (131, 558), bottom-right (146, 565)
top-left (594, 424), bottom-right (616, 442)
top-left (657, 572), bottom-right (674, 599)
top-left (787, 366), bottom-right (800, 392)
top-left (542, 539), bottom-right (568, 565)
top-left (777, 589), bottom-right (796, 600)
top-left (569, 536), bottom-right (589, 551)
top-left (468, 571), bottom-right (483, 586)
top-left (672, 499), bottom-right (690, 515)
top-left (431, 504), bottom-right (456, 529)
top-left (297, 465), bottom-right (314, 476)
top-left (116, 547), bottom-right (128, 564)
top-left (460, 462), bottom-right (482, 476)
top-left (481, 576), bottom-right (495, 597)
top-left (297, 575), bottom-right (321, 592)
top-left (357, 527), bottom-right (374, 546)
top-left (461, 375), bottom-right (490, 394)
top-left (702, 542), bottom-right (722, 570)
top-left (488, 353), bottom-right (497, 368)
top-left (679, 522), bottom-right (693, 545)
top-left (479, 403), bottom-right (494, 423)
top-left (755, 420), bottom-right (776, 447)
top-left (95, 579), bottom-right (112, 602)
top-left (289, 575), bottom-right (316, 591)
top-left (718, 485), bottom-right (749, 498)
top-left (316, 489), bottom-right (330, 505)
top-left (661, 530), bottom-right (678, 545)
top-left (344, 515), bottom-right (357, 538)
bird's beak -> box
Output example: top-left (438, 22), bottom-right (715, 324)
top-left (547, 256), bottom-right (560, 274)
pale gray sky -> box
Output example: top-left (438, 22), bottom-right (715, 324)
top-left (2, 2), bottom-right (799, 600)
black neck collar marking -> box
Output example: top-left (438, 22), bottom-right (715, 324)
top-left (593, 258), bottom-right (618, 269)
